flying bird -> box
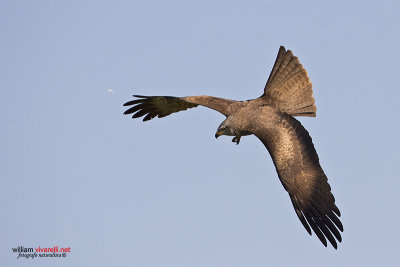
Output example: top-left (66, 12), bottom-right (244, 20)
top-left (123, 46), bottom-right (343, 249)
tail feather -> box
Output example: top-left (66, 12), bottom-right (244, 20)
top-left (263, 46), bottom-right (316, 117)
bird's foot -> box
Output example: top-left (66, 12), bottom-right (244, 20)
top-left (232, 136), bottom-right (241, 145)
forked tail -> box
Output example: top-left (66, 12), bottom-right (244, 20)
top-left (262, 46), bottom-right (317, 117)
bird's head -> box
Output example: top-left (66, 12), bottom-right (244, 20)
top-left (215, 118), bottom-right (237, 138)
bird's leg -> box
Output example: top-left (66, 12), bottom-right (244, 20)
top-left (232, 136), bottom-right (241, 145)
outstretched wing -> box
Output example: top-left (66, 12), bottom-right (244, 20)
top-left (262, 46), bottom-right (316, 117)
top-left (255, 113), bottom-right (343, 249)
top-left (124, 95), bottom-right (236, 121)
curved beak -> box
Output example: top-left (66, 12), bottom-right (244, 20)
top-left (215, 131), bottom-right (223, 139)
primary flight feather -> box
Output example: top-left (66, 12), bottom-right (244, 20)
top-left (123, 46), bottom-right (343, 249)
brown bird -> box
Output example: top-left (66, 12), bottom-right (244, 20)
top-left (123, 46), bottom-right (343, 249)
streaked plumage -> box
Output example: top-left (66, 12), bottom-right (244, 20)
top-left (124, 46), bottom-right (343, 248)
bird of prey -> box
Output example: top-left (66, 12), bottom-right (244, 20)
top-left (123, 46), bottom-right (343, 249)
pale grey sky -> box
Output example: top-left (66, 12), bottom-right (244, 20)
top-left (1, 0), bottom-right (400, 266)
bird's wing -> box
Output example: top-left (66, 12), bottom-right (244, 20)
top-left (254, 113), bottom-right (342, 249)
top-left (123, 95), bottom-right (236, 121)
top-left (262, 46), bottom-right (316, 117)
